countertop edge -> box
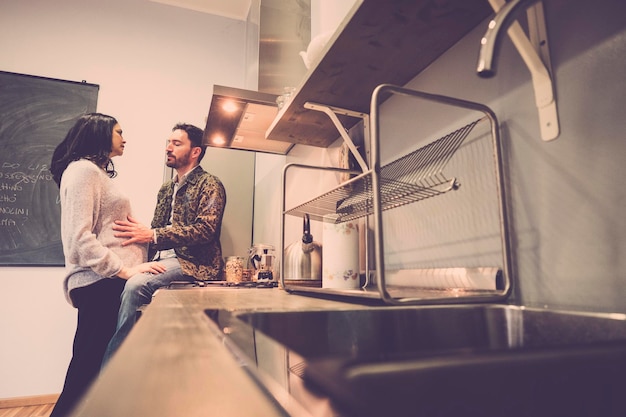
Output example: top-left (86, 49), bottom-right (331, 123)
top-left (69, 287), bottom-right (369, 417)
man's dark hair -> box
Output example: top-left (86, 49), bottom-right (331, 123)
top-left (173, 123), bottom-right (206, 162)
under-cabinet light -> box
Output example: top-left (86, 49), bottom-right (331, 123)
top-left (203, 85), bottom-right (294, 154)
top-left (221, 100), bottom-right (239, 113)
top-left (211, 134), bottom-right (226, 146)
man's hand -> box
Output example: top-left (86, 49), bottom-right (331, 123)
top-left (117, 261), bottom-right (167, 280)
top-left (113, 215), bottom-right (154, 246)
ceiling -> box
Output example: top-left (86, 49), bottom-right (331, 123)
top-left (148, 0), bottom-right (251, 21)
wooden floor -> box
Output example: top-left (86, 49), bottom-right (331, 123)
top-left (0, 403), bottom-right (54, 417)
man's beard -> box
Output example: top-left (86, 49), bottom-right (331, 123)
top-left (166, 151), bottom-right (190, 168)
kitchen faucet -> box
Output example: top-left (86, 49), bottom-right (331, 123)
top-left (476, 0), bottom-right (560, 141)
top-left (477, 0), bottom-right (542, 78)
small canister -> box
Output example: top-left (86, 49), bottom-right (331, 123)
top-left (224, 256), bottom-right (245, 282)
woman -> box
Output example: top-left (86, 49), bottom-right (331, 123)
top-left (49, 113), bottom-right (165, 417)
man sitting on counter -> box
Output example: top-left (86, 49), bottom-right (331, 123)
top-left (102, 122), bottom-right (227, 366)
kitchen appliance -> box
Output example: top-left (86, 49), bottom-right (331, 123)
top-left (283, 214), bottom-right (322, 286)
top-left (248, 243), bottom-right (276, 281)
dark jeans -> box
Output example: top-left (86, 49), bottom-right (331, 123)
top-left (50, 278), bottom-right (125, 417)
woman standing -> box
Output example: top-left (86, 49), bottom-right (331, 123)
top-left (49, 113), bottom-right (165, 417)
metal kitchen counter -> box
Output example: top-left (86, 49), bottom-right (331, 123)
top-left (69, 287), bottom-right (369, 417)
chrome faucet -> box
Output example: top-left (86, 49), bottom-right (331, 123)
top-left (477, 0), bottom-right (542, 77)
top-left (476, 0), bottom-right (560, 141)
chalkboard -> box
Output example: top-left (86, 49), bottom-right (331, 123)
top-left (0, 71), bottom-right (99, 265)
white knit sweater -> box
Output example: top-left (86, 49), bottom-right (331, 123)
top-left (60, 159), bottom-right (148, 306)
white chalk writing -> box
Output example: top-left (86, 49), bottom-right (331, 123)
top-left (0, 161), bottom-right (56, 231)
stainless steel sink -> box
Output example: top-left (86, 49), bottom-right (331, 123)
top-left (207, 305), bottom-right (626, 417)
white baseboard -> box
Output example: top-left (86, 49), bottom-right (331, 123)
top-left (0, 393), bottom-right (59, 408)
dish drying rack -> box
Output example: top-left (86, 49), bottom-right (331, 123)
top-left (279, 84), bottom-right (512, 305)
top-left (285, 118), bottom-right (480, 224)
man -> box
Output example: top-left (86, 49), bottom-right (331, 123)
top-left (102, 123), bottom-right (226, 366)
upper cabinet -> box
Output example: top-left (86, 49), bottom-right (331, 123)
top-left (266, 0), bottom-right (493, 148)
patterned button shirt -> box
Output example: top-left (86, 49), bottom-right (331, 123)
top-left (149, 166), bottom-right (226, 280)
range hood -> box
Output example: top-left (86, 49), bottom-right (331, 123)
top-left (203, 85), bottom-right (294, 155)
top-left (202, 0), bottom-right (310, 155)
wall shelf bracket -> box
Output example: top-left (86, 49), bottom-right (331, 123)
top-left (304, 102), bottom-right (370, 172)
top-left (488, 0), bottom-right (559, 141)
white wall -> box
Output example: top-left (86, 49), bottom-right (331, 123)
top-left (0, 0), bottom-right (247, 398)
top-left (310, 0), bottom-right (358, 37)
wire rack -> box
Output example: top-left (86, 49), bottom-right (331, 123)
top-left (280, 84), bottom-right (512, 305)
top-left (285, 118), bottom-right (482, 223)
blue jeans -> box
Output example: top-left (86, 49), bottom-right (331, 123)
top-left (101, 257), bottom-right (193, 367)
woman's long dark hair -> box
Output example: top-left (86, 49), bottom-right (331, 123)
top-left (50, 113), bottom-right (118, 187)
